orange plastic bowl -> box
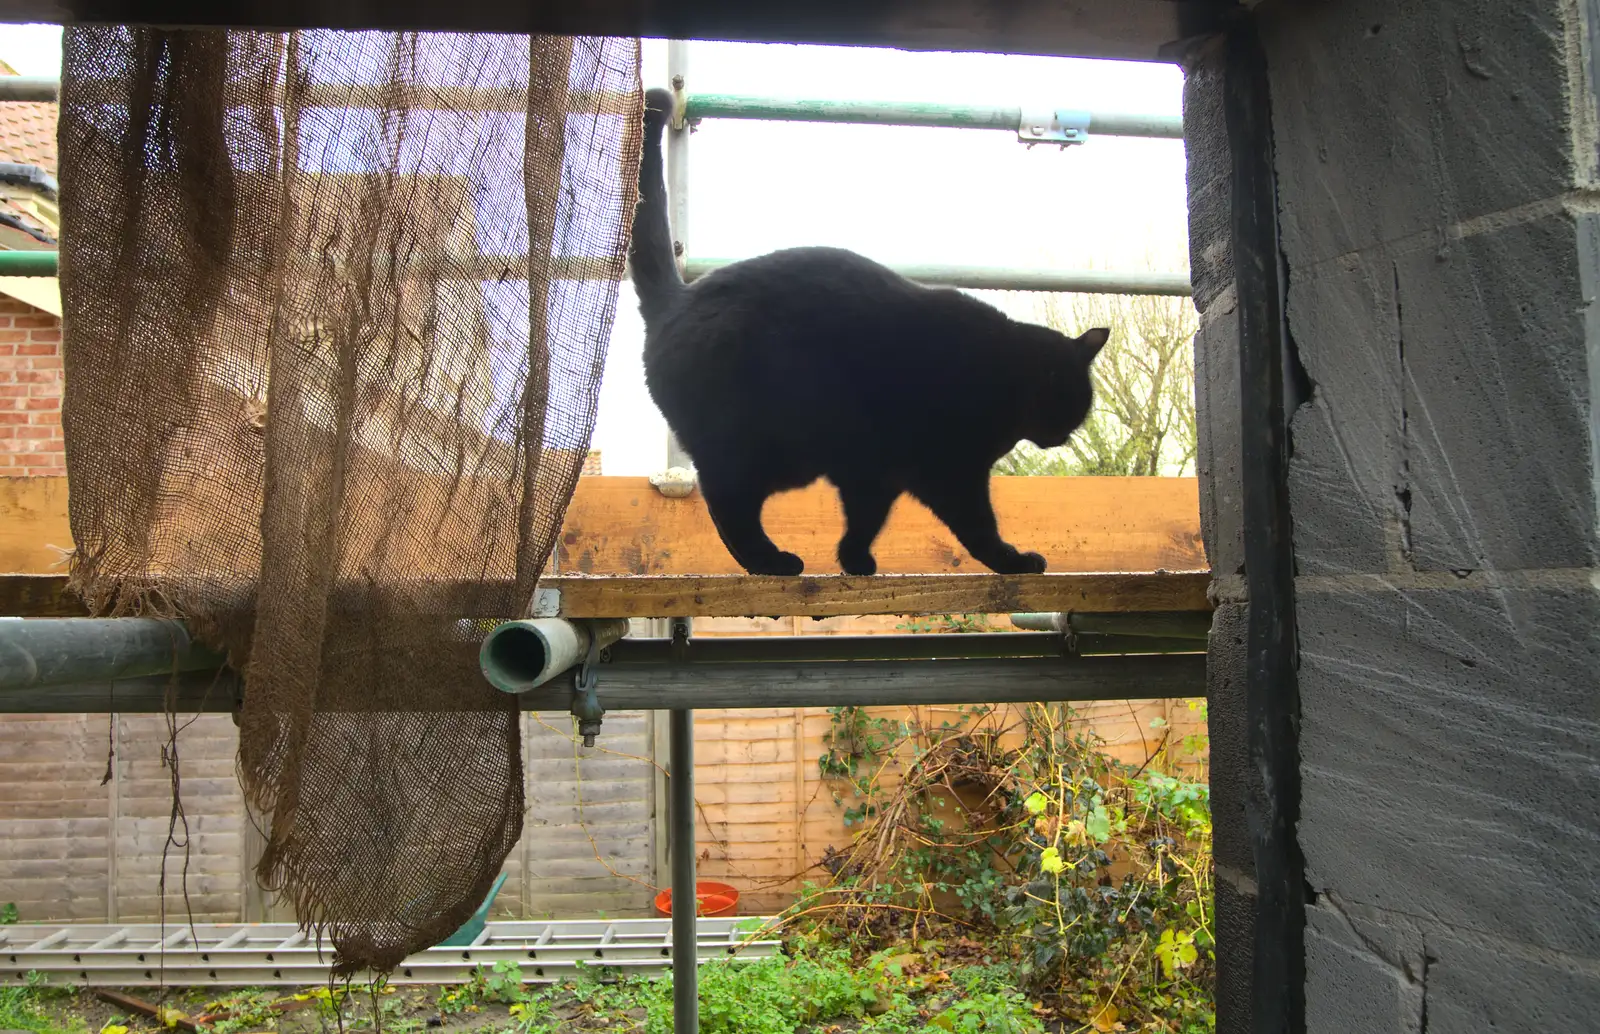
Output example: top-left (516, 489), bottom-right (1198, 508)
top-left (654, 881), bottom-right (740, 917)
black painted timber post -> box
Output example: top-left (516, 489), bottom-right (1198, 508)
top-left (1222, 12), bottom-right (1305, 1034)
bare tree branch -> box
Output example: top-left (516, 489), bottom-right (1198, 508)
top-left (993, 288), bottom-right (1197, 478)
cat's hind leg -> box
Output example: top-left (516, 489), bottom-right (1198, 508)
top-left (699, 474), bottom-right (804, 576)
top-left (833, 476), bottom-right (899, 576)
top-left (908, 467), bottom-right (1047, 575)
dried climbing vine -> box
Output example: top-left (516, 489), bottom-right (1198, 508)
top-left (788, 688), bottom-right (1215, 1033)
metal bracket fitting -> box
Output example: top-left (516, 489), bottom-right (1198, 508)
top-left (531, 586), bottom-right (562, 618)
top-left (570, 631), bottom-right (606, 747)
top-left (1017, 108), bottom-right (1091, 148)
top-left (669, 617), bottom-right (692, 664)
top-left (670, 74), bottom-right (689, 131)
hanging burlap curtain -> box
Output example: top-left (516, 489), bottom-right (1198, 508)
top-left (56, 26), bottom-right (641, 972)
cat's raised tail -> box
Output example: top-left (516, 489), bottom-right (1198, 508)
top-left (629, 88), bottom-right (687, 324)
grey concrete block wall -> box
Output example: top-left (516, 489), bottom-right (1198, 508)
top-left (1301, 895), bottom-right (1600, 1034)
top-left (1264, 0), bottom-right (1585, 269)
top-left (1425, 924), bottom-right (1600, 1033)
top-left (1397, 212), bottom-right (1600, 570)
top-left (1303, 903), bottom-right (1425, 1034)
top-left (1283, 255), bottom-right (1401, 575)
top-left (1298, 586), bottom-right (1600, 958)
top-left (1245, 0), bottom-right (1600, 1028)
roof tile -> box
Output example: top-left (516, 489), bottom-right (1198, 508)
top-left (0, 67), bottom-right (58, 174)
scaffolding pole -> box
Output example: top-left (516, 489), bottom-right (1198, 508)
top-left (0, 618), bottom-right (225, 689)
top-left (664, 46), bottom-right (697, 1024)
top-left (659, 58), bottom-right (1187, 303)
top-left (2, 651), bottom-right (1205, 714)
top-left (684, 94), bottom-right (1184, 140)
top-left (669, 706), bottom-right (698, 1034)
top-left (684, 258), bottom-right (1191, 297)
top-left (0, 248), bottom-right (1192, 296)
top-left (0, 76), bottom-right (57, 102)
top-left (665, 615), bottom-right (698, 1034)
top-left (664, 41), bottom-right (695, 472)
top-left (0, 250), bottom-right (59, 277)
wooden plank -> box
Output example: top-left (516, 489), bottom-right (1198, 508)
top-left (1, 474), bottom-right (1203, 577)
top-left (553, 475), bottom-right (1205, 575)
top-left (0, 574), bottom-right (84, 616)
top-left (0, 477), bottom-right (73, 575)
top-left (2, 569), bottom-right (1208, 619)
top-left (540, 571), bottom-right (1210, 618)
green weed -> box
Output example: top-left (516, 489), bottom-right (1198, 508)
top-left (0, 974), bottom-right (84, 1034)
top-left (642, 952), bottom-right (878, 1034)
top-left (201, 988), bottom-right (279, 1034)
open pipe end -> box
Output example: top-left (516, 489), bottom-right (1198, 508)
top-left (480, 623), bottom-right (557, 694)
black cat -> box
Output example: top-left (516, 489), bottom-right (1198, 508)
top-left (629, 87), bottom-right (1107, 577)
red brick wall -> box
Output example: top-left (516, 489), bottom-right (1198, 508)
top-left (0, 296), bottom-right (64, 477)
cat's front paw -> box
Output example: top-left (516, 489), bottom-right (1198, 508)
top-left (838, 548), bottom-right (877, 577)
top-left (986, 550), bottom-right (1048, 575)
top-left (747, 551), bottom-right (805, 577)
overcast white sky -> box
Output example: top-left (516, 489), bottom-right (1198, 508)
top-left (0, 26), bottom-right (1188, 475)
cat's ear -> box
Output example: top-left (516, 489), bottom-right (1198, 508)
top-left (1077, 327), bottom-right (1110, 359)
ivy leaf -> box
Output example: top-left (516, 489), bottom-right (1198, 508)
top-left (1024, 792), bottom-right (1048, 816)
top-left (1039, 847), bottom-right (1065, 875)
top-left (1085, 804), bottom-right (1113, 843)
top-left (1155, 928), bottom-right (1199, 979)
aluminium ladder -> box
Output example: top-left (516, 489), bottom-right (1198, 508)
top-left (1, 917), bottom-right (781, 987)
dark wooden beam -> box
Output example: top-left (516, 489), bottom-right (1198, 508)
top-left (1223, 12), bottom-right (1305, 1034)
top-left (9, 0), bottom-right (1232, 62)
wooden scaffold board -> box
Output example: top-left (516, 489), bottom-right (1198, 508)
top-left (0, 570), bottom-right (1209, 619)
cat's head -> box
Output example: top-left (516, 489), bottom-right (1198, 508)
top-left (1018, 325), bottom-right (1108, 448)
